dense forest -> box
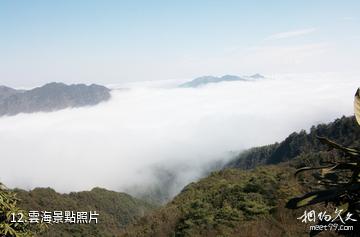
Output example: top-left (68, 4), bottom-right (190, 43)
top-left (227, 116), bottom-right (360, 169)
top-left (0, 187), bottom-right (155, 237)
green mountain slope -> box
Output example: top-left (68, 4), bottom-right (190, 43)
top-left (227, 116), bottom-right (360, 169)
top-left (120, 166), bottom-right (316, 237)
top-left (121, 116), bottom-right (360, 237)
top-left (14, 187), bottom-right (155, 237)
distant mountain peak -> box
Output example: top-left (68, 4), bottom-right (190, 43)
top-left (0, 82), bottom-right (111, 117)
top-left (220, 75), bottom-right (244, 80)
top-left (249, 73), bottom-right (265, 79)
top-left (179, 74), bottom-right (264, 88)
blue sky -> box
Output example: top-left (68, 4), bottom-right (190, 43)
top-left (0, 0), bottom-right (359, 87)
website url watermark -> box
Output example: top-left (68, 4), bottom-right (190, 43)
top-left (309, 223), bottom-right (353, 231)
top-left (297, 208), bottom-right (357, 232)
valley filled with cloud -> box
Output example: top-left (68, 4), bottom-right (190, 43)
top-left (0, 73), bottom-right (358, 199)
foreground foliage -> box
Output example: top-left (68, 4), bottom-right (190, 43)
top-left (14, 187), bottom-right (155, 237)
top-left (286, 89), bottom-right (360, 237)
top-left (286, 137), bottom-right (360, 237)
top-left (0, 183), bottom-right (41, 236)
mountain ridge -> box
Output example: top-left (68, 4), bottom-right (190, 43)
top-left (227, 115), bottom-right (360, 170)
top-left (0, 82), bottom-right (111, 117)
top-left (179, 74), bottom-right (264, 88)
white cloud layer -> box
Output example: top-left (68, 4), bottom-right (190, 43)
top-left (0, 73), bottom-right (358, 198)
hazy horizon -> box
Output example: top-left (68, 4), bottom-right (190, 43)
top-left (1, 1), bottom-right (360, 88)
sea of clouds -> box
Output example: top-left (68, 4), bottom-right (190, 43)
top-left (0, 72), bottom-right (358, 200)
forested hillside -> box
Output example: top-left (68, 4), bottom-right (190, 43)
top-left (227, 116), bottom-right (360, 169)
top-left (121, 116), bottom-right (360, 237)
top-left (120, 166), bottom-right (310, 237)
top-left (15, 187), bottom-right (155, 237)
